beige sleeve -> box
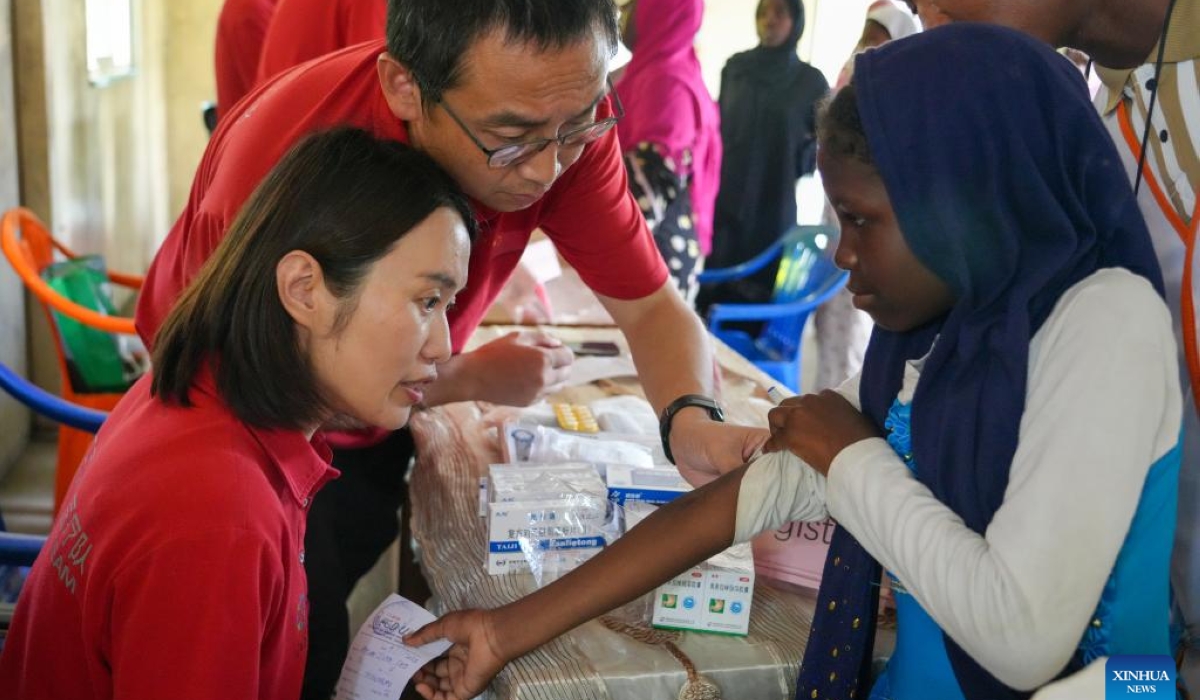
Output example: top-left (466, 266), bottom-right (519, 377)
top-left (732, 373), bottom-right (862, 543)
top-left (733, 450), bottom-right (830, 543)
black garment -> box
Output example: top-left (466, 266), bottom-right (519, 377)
top-left (301, 429), bottom-right (416, 700)
top-left (625, 142), bottom-right (701, 304)
top-left (701, 0), bottom-right (829, 311)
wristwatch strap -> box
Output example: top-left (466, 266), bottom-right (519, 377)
top-left (659, 394), bottom-right (725, 465)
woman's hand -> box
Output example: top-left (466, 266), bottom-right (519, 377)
top-left (763, 390), bottom-right (880, 475)
top-left (405, 609), bottom-right (508, 700)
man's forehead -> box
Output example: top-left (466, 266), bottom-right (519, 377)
top-left (465, 25), bottom-right (610, 71)
top-left (454, 29), bottom-right (608, 99)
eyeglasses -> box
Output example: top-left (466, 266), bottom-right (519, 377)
top-left (438, 79), bottom-right (625, 169)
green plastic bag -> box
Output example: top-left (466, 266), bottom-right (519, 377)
top-left (41, 256), bottom-right (142, 394)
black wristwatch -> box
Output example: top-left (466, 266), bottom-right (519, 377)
top-left (659, 394), bottom-right (725, 465)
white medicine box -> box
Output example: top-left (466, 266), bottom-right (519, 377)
top-left (626, 501), bottom-right (755, 635)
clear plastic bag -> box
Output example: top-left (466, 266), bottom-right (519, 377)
top-left (501, 423), bottom-right (655, 467)
top-left (589, 395), bottom-right (659, 435)
top-left (514, 491), bottom-right (621, 588)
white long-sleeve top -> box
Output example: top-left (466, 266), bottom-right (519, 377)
top-left (734, 268), bottom-right (1181, 690)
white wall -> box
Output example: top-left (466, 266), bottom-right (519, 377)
top-left (0, 0), bottom-right (29, 475)
top-left (164, 0), bottom-right (222, 230)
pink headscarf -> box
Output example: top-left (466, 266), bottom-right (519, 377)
top-left (616, 0), bottom-right (722, 254)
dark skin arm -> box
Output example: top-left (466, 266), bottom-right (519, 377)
top-left (404, 466), bottom-right (747, 700)
top-left (763, 390), bottom-right (881, 475)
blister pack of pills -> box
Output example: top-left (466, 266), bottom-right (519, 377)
top-left (553, 403), bottom-right (599, 433)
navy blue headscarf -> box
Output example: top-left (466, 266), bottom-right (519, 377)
top-left (796, 24), bottom-right (1164, 700)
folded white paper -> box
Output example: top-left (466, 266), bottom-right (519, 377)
top-left (334, 594), bottom-right (451, 700)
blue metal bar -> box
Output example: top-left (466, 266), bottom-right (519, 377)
top-left (0, 532), bottom-right (47, 567)
top-left (0, 362), bottom-right (107, 433)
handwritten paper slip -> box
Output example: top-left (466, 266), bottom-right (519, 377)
top-left (334, 594), bottom-right (452, 700)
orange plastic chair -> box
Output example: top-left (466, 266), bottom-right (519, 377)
top-left (1, 207), bottom-right (143, 512)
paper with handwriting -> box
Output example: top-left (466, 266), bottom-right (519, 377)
top-left (334, 594), bottom-right (451, 700)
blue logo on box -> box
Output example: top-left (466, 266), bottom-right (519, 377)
top-left (683, 597), bottom-right (695, 610)
top-left (1106, 656), bottom-right (1174, 697)
top-left (731, 602), bottom-right (743, 614)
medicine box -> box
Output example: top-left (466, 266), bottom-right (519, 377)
top-left (627, 501), bottom-right (755, 635)
top-left (487, 463), bottom-right (606, 503)
top-left (486, 498), bottom-right (608, 575)
top-left (651, 546), bottom-right (756, 636)
top-left (485, 462), bottom-right (609, 576)
top-left (605, 463), bottom-right (691, 506)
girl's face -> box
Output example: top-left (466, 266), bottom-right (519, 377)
top-left (307, 207), bottom-right (471, 430)
top-left (756, 0), bottom-right (795, 48)
top-left (818, 149), bottom-right (955, 332)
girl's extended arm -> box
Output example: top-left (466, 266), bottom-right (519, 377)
top-left (406, 466), bottom-right (748, 700)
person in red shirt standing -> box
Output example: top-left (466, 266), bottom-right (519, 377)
top-left (0, 127), bottom-right (475, 700)
top-left (257, 0), bottom-right (386, 85)
top-left (214, 0), bottom-right (279, 120)
top-left (136, 1), bottom-right (770, 696)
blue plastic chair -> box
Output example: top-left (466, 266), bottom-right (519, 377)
top-left (699, 224), bottom-right (848, 392)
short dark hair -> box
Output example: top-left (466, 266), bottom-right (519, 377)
top-left (387, 0), bottom-right (619, 105)
top-left (817, 84), bottom-right (874, 165)
top-left (151, 127), bottom-right (476, 430)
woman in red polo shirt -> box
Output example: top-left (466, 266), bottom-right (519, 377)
top-left (0, 127), bottom-right (475, 700)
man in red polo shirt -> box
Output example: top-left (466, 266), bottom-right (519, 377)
top-left (257, 0), bottom-right (386, 86)
top-left (214, 0), bottom-right (279, 119)
top-left (139, 1), bottom-right (768, 696)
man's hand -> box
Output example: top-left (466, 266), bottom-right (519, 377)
top-left (763, 391), bottom-right (880, 475)
top-left (406, 609), bottom-right (507, 700)
top-left (670, 410), bottom-right (770, 486)
top-left (429, 330), bottom-right (574, 407)
top-left (469, 330), bottom-right (574, 405)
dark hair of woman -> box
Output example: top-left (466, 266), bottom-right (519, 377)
top-left (150, 127), bottom-right (476, 429)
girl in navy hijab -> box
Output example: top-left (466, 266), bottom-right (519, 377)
top-left (404, 24), bottom-right (1182, 700)
top-left (775, 22), bottom-right (1180, 700)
